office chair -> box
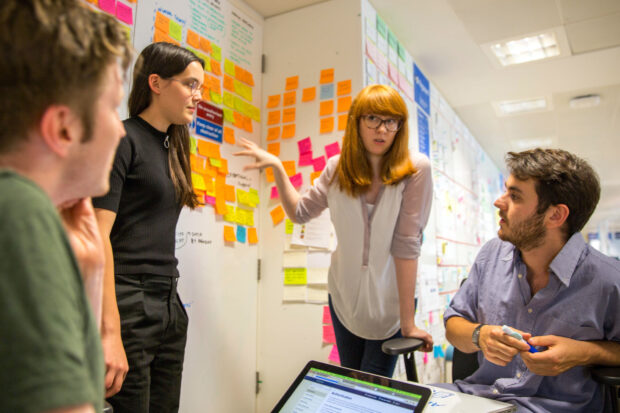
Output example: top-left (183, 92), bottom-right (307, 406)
top-left (381, 337), bottom-right (424, 382)
top-left (592, 366), bottom-right (620, 413)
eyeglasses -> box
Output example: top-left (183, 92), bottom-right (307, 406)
top-left (169, 78), bottom-right (204, 96)
top-left (361, 114), bottom-right (401, 132)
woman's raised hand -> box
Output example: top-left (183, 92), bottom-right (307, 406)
top-left (233, 137), bottom-right (281, 171)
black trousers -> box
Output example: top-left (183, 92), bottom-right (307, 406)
top-left (108, 274), bottom-right (188, 413)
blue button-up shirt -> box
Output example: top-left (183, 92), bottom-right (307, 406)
top-left (441, 233), bottom-right (620, 412)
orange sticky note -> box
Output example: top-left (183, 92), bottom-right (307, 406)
top-left (267, 126), bottom-right (280, 141)
top-left (200, 36), bottom-right (211, 53)
top-left (153, 28), bottom-right (167, 43)
top-left (320, 117), bottom-right (334, 134)
top-left (265, 167), bottom-right (275, 183)
top-left (215, 197), bottom-right (228, 215)
top-left (282, 124), bottom-right (296, 139)
top-left (270, 205), bottom-right (285, 225)
top-left (267, 110), bottom-right (281, 126)
top-left (285, 76), bottom-right (299, 91)
top-left (225, 184), bottom-right (235, 202)
top-left (283, 91), bottom-right (296, 107)
top-left (310, 171), bottom-right (322, 185)
top-left (338, 114), bottom-right (348, 131)
top-left (242, 116), bottom-right (253, 133)
top-left (266, 95), bottom-right (280, 108)
top-left (155, 12), bottom-right (170, 34)
top-left (267, 142), bottom-right (280, 156)
top-left (224, 225), bottom-right (236, 242)
top-left (246, 72), bottom-right (255, 87)
top-left (282, 161), bottom-right (296, 177)
top-left (233, 111), bottom-right (244, 129)
top-left (186, 30), bottom-right (200, 49)
top-left (223, 75), bottom-right (235, 92)
top-left (197, 140), bottom-right (220, 159)
top-left (337, 96), bottom-right (352, 113)
top-left (223, 127), bottom-right (235, 144)
top-left (282, 107), bottom-right (296, 123)
top-left (248, 227), bottom-right (258, 244)
top-left (320, 68), bottom-right (334, 84)
top-left (210, 60), bottom-right (221, 76)
top-left (302, 87), bottom-right (316, 102)
top-left (218, 158), bottom-right (228, 175)
top-left (320, 100), bottom-right (334, 116)
top-left (190, 154), bottom-right (205, 173)
top-left (337, 79), bottom-right (352, 96)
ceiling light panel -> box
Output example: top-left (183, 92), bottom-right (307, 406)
top-left (493, 97), bottom-right (551, 116)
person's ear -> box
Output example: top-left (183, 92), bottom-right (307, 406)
top-left (148, 74), bottom-right (163, 95)
top-left (546, 204), bottom-right (569, 229)
top-left (38, 105), bottom-right (83, 157)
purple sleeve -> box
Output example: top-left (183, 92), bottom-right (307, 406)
top-left (294, 155), bottom-right (339, 223)
top-left (390, 153), bottom-right (433, 259)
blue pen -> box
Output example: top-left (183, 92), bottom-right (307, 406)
top-left (501, 325), bottom-right (539, 353)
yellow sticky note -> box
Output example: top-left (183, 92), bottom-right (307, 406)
top-left (281, 124), bottom-right (296, 139)
top-left (224, 225), bottom-right (236, 242)
top-left (302, 87), bottom-right (316, 102)
top-left (168, 20), bottom-right (182, 42)
top-left (285, 75), bottom-right (299, 90)
top-left (284, 268), bottom-right (307, 285)
top-left (337, 79), bottom-right (352, 96)
top-left (248, 188), bottom-right (259, 205)
top-left (210, 91), bottom-right (222, 104)
top-left (223, 108), bottom-right (234, 123)
top-left (283, 91), bottom-right (296, 107)
top-left (211, 43), bottom-right (222, 61)
top-left (248, 227), bottom-right (258, 244)
top-left (266, 94), bottom-right (281, 108)
top-left (224, 59), bottom-right (235, 76)
top-left (270, 205), bottom-right (285, 225)
top-left (191, 173), bottom-right (206, 191)
top-left (320, 117), bottom-right (334, 134)
top-left (320, 100), bottom-right (334, 116)
top-left (223, 92), bottom-right (235, 108)
top-left (223, 206), bottom-right (237, 223)
top-left (285, 219), bottom-right (294, 235)
top-left (209, 158), bottom-right (222, 168)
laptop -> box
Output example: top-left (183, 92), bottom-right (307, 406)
top-left (272, 360), bottom-right (432, 413)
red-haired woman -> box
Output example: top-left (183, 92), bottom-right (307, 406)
top-left (236, 84), bottom-right (434, 377)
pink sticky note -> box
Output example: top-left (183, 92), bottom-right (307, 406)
top-left (299, 152), bottom-right (313, 166)
top-left (289, 173), bottom-right (303, 188)
top-left (429, 311), bottom-right (434, 324)
top-left (328, 345), bottom-right (340, 364)
top-left (298, 136), bottom-right (312, 154)
top-left (205, 196), bottom-right (216, 205)
top-left (322, 306), bottom-right (332, 324)
top-left (98, 0), bottom-right (116, 14)
top-left (270, 186), bottom-right (279, 199)
top-left (423, 353), bottom-right (429, 364)
top-left (116, 2), bottom-right (133, 25)
top-left (312, 156), bottom-right (326, 172)
top-left (325, 141), bottom-right (341, 158)
top-left (323, 325), bottom-right (336, 344)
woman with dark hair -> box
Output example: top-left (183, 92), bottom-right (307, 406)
top-left (93, 42), bottom-right (203, 413)
top-left (236, 84), bottom-right (434, 378)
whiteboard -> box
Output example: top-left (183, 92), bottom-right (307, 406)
top-left (132, 0), bottom-right (264, 411)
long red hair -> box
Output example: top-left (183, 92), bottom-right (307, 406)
top-left (334, 84), bottom-right (415, 196)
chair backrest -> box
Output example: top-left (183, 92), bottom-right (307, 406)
top-left (452, 348), bottom-right (479, 381)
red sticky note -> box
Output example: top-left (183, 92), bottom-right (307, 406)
top-left (299, 152), bottom-right (313, 166)
top-left (270, 186), bottom-right (279, 199)
top-left (116, 2), bottom-right (133, 24)
top-left (328, 345), bottom-right (340, 364)
top-left (323, 324), bottom-right (336, 344)
top-left (289, 173), bottom-right (303, 188)
top-left (325, 142), bottom-right (341, 158)
top-left (322, 305), bottom-right (332, 324)
top-left (312, 156), bottom-right (326, 172)
top-left (297, 136), bottom-right (312, 154)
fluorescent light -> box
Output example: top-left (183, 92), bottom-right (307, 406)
top-left (489, 31), bottom-right (561, 66)
top-left (510, 137), bottom-right (554, 150)
top-left (493, 97), bottom-right (550, 116)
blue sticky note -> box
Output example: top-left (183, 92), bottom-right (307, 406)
top-left (320, 84), bottom-right (334, 100)
top-left (236, 226), bottom-right (247, 243)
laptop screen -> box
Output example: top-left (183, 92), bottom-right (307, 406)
top-left (272, 361), bottom-right (431, 413)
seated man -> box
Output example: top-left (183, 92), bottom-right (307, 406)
top-left (0, 1), bottom-right (131, 412)
top-left (442, 148), bottom-right (620, 412)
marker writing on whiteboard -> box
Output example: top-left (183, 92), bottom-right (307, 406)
top-left (502, 325), bottom-right (539, 353)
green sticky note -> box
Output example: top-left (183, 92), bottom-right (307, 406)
top-left (209, 157), bottom-right (222, 167)
top-left (210, 91), bottom-right (222, 104)
top-left (224, 59), bottom-right (236, 76)
top-left (169, 20), bottom-right (182, 42)
top-left (387, 29), bottom-right (398, 50)
top-left (285, 219), bottom-right (294, 235)
top-left (223, 107), bottom-right (234, 123)
top-left (190, 137), bottom-right (197, 155)
top-left (223, 92), bottom-right (235, 109)
top-left (397, 42), bottom-right (406, 61)
top-left (203, 55), bottom-right (211, 72)
top-left (284, 268), bottom-right (307, 285)
top-left (376, 15), bottom-right (387, 38)
top-left (211, 43), bottom-right (222, 62)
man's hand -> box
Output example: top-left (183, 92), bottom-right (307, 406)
top-left (479, 325), bottom-right (531, 366)
top-left (59, 198), bottom-right (105, 278)
top-left (102, 329), bottom-right (129, 397)
top-left (402, 325), bottom-right (434, 352)
top-left (521, 335), bottom-right (587, 376)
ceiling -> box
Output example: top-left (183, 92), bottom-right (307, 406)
top-left (245, 0), bottom-right (620, 233)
